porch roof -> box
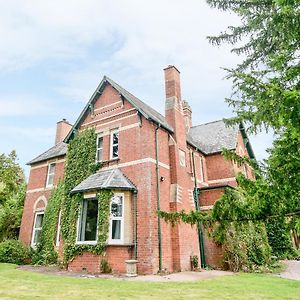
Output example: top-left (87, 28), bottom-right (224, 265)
top-left (70, 168), bottom-right (137, 194)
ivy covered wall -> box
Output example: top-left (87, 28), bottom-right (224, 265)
top-left (35, 128), bottom-right (113, 265)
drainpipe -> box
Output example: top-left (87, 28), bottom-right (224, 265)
top-left (155, 125), bottom-right (163, 272)
top-left (133, 191), bottom-right (138, 260)
top-left (192, 152), bottom-right (206, 268)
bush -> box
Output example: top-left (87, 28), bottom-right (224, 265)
top-left (0, 239), bottom-right (30, 265)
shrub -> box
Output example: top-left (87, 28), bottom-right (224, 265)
top-left (100, 258), bottom-right (112, 273)
top-left (0, 239), bottom-right (30, 265)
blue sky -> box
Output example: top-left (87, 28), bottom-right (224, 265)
top-left (0, 0), bottom-right (273, 179)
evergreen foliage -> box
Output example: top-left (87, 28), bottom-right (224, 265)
top-left (0, 239), bottom-right (30, 265)
top-left (0, 151), bottom-right (26, 241)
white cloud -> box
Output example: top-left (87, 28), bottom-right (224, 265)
top-left (0, 0), bottom-right (271, 161)
top-left (0, 95), bottom-right (55, 116)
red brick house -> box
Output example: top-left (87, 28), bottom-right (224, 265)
top-left (19, 66), bottom-right (255, 274)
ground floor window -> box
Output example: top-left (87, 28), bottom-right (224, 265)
top-left (76, 193), bottom-right (125, 245)
top-left (77, 198), bottom-right (98, 243)
top-left (31, 211), bottom-right (44, 247)
top-left (109, 194), bottom-right (124, 243)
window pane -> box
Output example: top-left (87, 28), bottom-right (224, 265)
top-left (111, 220), bottom-right (121, 240)
top-left (48, 174), bottom-right (54, 186)
top-left (111, 196), bottom-right (122, 217)
top-left (113, 132), bottom-right (118, 144)
top-left (79, 199), bottom-right (98, 241)
top-left (97, 137), bottom-right (103, 148)
top-left (35, 214), bottom-right (44, 228)
top-left (112, 145), bottom-right (118, 158)
top-left (97, 149), bottom-right (103, 162)
top-left (33, 229), bottom-right (41, 244)
top-left (49, 164), bottom-right (55, 174)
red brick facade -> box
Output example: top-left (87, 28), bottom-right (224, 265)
top-left (19, 66), bottom-right (254, 274)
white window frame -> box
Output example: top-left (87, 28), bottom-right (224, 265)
top-left (55, 210), bottom-right (62, 247)
top-left (199, 156), bottom-right (204, 182)
top-left (31, 211), bottom-right (45, 248)
top-left (96, 134), bottom-right (103, 163)
top-left (46, 163), bottom-right (55, 187)
top-left (110, 129), bottom-right (119, 160)
top-left (108, 193), bottom-right (124, 245)
top-left (76, 198), bottom-right (98, 245)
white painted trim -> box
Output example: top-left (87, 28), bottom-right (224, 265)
top-left (46, 162), bottom-right (55, 188)
top-left (26, 186), bottom-right (54, 194)
top-left (207, 177), bottom-right (236, 184)
top-left (31, 211), bottom-right (45, 248)
top-left (33, 195), bottom-right (47, 212)
top-left (96, 123), bottom-right (140, 136)
top-left (108, 193), bottom-right (125, 245)
top-left (100, 157), bottom-right (170, 170)
top-left (94, 101), bottom-right (123, 112)
top-left (55, 210), bottom-right (62, 247)
top-left (200, 205), bottom-right (213, 211)
top-left (110, 128), bottom-right (119, 160)
top-left (82, 108), bottom-right (136, 127)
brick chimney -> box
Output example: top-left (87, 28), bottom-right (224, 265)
top-left (183, 100), bottom-right (192, 131)
top-left (55, 119), bottom-right (72, 144)
top-left (164, 65), bottom-right (186, 145)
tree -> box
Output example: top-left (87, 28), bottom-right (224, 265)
top-left (0, 151), bottom-right (26, 240)
top-left (160, 0), bottom-right (300, 269)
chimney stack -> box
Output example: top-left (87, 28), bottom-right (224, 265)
top-left (183, 101), bottom-right (192, 131)
top-left (164, 65), bottom-right (183, 112)
top-left (55, 119), bottom-right (72, 144)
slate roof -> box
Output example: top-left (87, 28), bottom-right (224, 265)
top-left (105, 77), bottom-right (173, 132)
top-left (27, 142), bottom-right (67, 165)
top-left (187, 120), bottom-right (239, 154)
top-left (71, 168), bottom-right (137, 194)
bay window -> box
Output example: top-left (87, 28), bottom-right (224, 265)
top-left (109, 194), bottom-right (124, 243)
top-left (77, 198), bottom-right (98, 244)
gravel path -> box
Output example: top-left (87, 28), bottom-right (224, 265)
top-left (277, 260), bottom-right (300, 281)
top-left (19, 265), bottom-right (233, 282)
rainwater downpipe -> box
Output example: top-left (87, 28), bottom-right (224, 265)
top-left (133, 191), bottom-right (137, 260)
top-left (155, 125), bottom-right (163, 272)
top-left (192, 152), bottom-right (206, 268)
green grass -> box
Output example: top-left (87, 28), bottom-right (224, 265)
top-left (0, 263), bottom-right (300, 299)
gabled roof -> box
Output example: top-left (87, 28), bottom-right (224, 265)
top-left (27, 142), bottom-right (67, 165)
top-left (65, 76), bottom-right (173, 142)
top-left (71, 168), bottom-right (137, 194)
top-left (187, 120), bottom-right (239, 155)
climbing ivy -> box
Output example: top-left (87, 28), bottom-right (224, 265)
top-left (33, 127), bottom-right (113, 265)
top-left (32, 181), bottom-right (64, 265)
top-left (60, 127), bottom-right (112, 263)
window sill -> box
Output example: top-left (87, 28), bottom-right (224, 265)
top-left (75, 241), bottom-right (97, 246)
top-left (101, 158), bottom-right (120, 165)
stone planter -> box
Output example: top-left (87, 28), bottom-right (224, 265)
top-left (125, 260), bottom-right (138, 277)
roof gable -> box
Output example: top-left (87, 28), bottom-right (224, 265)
top-left (65, 76), bottom-right (173, 142)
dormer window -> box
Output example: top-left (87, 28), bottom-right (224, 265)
top-left (46, 163), bottom-right (55, 187)
top-left (96, 135), bottom-right (103, 162)
top-left (110, 129), bottom-right (119, 159)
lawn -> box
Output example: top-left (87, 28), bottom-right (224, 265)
top-left (0, 263), bottom-right (300, 299)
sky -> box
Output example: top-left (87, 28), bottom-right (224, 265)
top-left (0, 0), bottom-right (273, 179)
